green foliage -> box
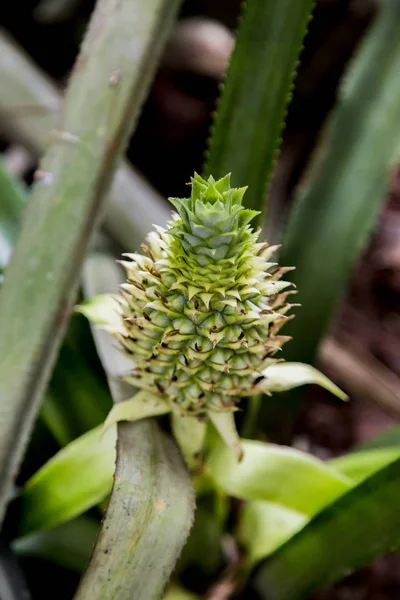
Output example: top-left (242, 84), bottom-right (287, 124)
top-left (0, 160), bottom-right (111, 448)
top-left (256, 456), bottom-right (400, 600)
top-left (18, 425), bottom-right (115, 536)
top-left (204, 0), bottom-right (315, 218)
top-left (331, 447), bottom-right (400, 482)
top-left (13, 516), bottom-right (99, 572)
top-left (74, 420), bottom-right (195, 600)
top-left (208, 438), bottom-right (351, 515)
top-left (238, 501), bottom-right (306, 570)
top-left (282, 0), bottom-right (400, 364)
top-left (234, 444), bottom-right (400, 577)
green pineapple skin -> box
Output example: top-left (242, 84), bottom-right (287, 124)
top-left (117, 173), bottom-right (293, 418)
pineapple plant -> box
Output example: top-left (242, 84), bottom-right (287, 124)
top-left (81, 172), bottom-right (345, 465)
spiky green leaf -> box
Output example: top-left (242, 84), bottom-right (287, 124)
top-left (204, 0), bottom-right (315, 219)
top-left (282, 0), bottom-right (400, 364)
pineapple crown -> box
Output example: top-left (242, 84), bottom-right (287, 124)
top-left (168, 173), bottom-right (260, 264)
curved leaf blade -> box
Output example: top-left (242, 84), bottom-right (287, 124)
top-left (260, 362), bottom-right (347, 400)
top-left (207, 438), bottom-right (351, 516)
top-left (330, 447), bottom-right (400, 483)
top-left (255, 457), bottom-right (400, 600)
top-left (73, 420), bottom-right (195, 600)
top-left (17, 425), bottom-right (116, 536)
top-left (238, 501), bottom-right (306, 569)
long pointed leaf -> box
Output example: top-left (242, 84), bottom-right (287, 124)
top-left (282, 0), bottom-right (400, 364)
top-left (204, 0), bottom-right (314, 219)
top-left (0, 0), bottom-right (182, 522)
top-left (238, 501), bottom-right (306, 569)
top-left (255, 456), bottom-right (400, 600)
top-left (330, 447), bottom-right (400, 482)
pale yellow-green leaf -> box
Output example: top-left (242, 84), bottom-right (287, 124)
top-left (104, 391), bottom-right (171, 428)
top-left (208, 410), bottom-right (243, 461)
top-left (207, 438), bottom-right (351, 516)
top-left (330, 447), bottom-right (400, 483)
top-left (75, 294), bottom-right (124, 334)
top-left (18, 425), bottom-right (116, 536)
top-left (238, 500), bottom-right (306, 568)
top-left (260, 362), bottom-right (348, 401)
top-left (171, 412), bottom-right (207, 470)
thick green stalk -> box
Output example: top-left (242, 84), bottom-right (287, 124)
top-left (281, 0), bottom-right (400, 364)
top-left (0, 30), bottom-right (170, 250)
top-left (204, 0), bottom-right (314, 220)
top-left (0, 0), bottom-right (181, 523)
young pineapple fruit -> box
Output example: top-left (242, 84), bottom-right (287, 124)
top-left (81, 174), bottom-right (346, 466)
